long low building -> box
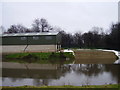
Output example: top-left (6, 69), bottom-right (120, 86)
top-left (1, 32), bottom-right (61, 53)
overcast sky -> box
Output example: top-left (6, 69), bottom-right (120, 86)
top-left (0, 1), bottom-right (118, 33)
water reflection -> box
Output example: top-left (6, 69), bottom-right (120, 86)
top-left (2, 64), bottom-right (119, 86)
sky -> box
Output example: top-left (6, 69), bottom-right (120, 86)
top-left (0, 0), bottom-right (119, 33)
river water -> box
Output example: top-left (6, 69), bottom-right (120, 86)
top-left (2, 64), bottom-right (119, 86)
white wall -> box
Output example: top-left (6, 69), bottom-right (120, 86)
top-left (2, 45), bottom-right (57, 53)
top-left (25, 45), bottom-right (57, 52)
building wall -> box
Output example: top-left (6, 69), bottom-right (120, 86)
top-left (2, 45), bottom-right (27, 53)
top-left (2, 33), bottom-right (61, 53)
top-left (2, 36), bottom-right (27, 45)
top-left (27, 35), bottom-right (56, 45)
top-left (25, 45), bottom-right (57, 52)
top-left (2, 45), bottom-right (57, 53)
top-left (2, 35), bottom-right (57, 45)
top-left (56, 33), bottom-right (61, 44)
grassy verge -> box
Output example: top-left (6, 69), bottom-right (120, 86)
top-left (1, 84), bottom-right (120, 88)
top-left (2, 52), bottom-right (75, 64)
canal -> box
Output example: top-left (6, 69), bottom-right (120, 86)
top-left (2, 63), bottom-right (119, 86)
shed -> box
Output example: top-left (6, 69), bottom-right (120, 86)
top-left (2, 32), bottom-right (61, 53)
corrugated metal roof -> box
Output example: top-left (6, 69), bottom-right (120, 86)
top-left (2, 32), bottom-right (59, 37)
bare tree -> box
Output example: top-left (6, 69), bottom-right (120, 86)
top-left (16, 24), bottom-right (27, 33)
top-left (7, 24), bottom-right (27, 33)
top-left (8, 25), bottom-right (18, 33)
top-left (0, 26), bottom-right (6, 34)
top-left (32, 18), bottom-right (41, 32)
top-left (74, 32), bottom-right (83, 48)
top-left (32, 18), bottom-right (53, 32)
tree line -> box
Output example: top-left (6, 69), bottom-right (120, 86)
top-left (1, 18), bottom-right (120, 51)
top-left (60, 23), bottom-right (120, 51)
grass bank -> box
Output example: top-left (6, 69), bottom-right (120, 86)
top-left (2, 52), bottom-right (75, 64)
top-left (2, 84), bottom-right (120, 88)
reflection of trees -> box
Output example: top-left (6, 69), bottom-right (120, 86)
top-left (10, 78), bottom-right (23, 82)
top-left (2, 78), bottom-right (5, 82)
top-left (33, 79), bottom-right (50, 86)
top-left (10, 78), bottom-right (17, 82)
top-left (62, 64), bottom-right (104, 77)
top-left (42, 79), bottom-right (49, 86)
top-left (118, 65), bottom-right (120, 84)
top-left (104, 64), bottom-right (119, 83)
top-left (62, 64), bottom-right (119, 84)
top-left (58, 64), bottom-right (71, 73)
top-left (77, 64), bottom-right (103, 77)
top-left (33, 79), bottom-right (41, 86)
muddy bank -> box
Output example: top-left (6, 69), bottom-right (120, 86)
top-left (74, 49), bottom-right (118, 64)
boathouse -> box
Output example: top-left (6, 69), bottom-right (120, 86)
top-left (2, 32), bottom-right (61, 53)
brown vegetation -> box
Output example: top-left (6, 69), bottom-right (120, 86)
top-left (74, 50), bottom-right (118, 64)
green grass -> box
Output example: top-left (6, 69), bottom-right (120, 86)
top-left (3, 52), bottom-right (75, 64)
top-left (1, 84), bottom-right (120, 88)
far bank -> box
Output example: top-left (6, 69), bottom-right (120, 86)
top-left (2, 49), bottom-right (119, 64)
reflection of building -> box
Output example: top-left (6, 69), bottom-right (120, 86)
top-left (2, 32), bottom-right (61, 53)
top-left (3, 68), bottom-right (61, 79)
top-left (2, 64), bottom-right (65, 79)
